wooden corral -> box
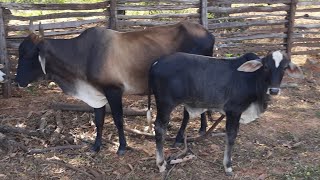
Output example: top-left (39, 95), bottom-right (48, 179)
top-left (0, 0), bottom-right (319, 97)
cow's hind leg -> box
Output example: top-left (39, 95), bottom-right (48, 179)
top-left (92, 106), bottom-right (106, 152)
top-left (155, 104), bottom-right (173, 172)
top-left (105, 87), bottom-right (127, 155)
top-left (174, 107), bottom-right (190, 147)
top-left (223, 111), bottom-right (241, 176)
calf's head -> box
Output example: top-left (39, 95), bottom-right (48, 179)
top-left (237, 50), bottom-right (304, 95)
top-left (15, 23), bottom-right (46, 87)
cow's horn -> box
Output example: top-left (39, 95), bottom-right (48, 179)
top-left (28, 20), bottom-right (35, 34)
top-left (39, 22), bottom-right (44, 38)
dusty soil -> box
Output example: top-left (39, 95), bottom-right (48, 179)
top-left (0, 56), bottom-right (319, 180)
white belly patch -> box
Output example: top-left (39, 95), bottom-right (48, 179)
top-left (71, 80), bottom-right (107, 108)
top-left (184, 105), bottom-right (225, 119)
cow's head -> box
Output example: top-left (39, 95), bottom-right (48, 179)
top-left (0, 64), bottom-right (6, 83)
top-left (15, 22), bottom-right (46, 87)
top-left (237, 50), bottom-right (304, 95)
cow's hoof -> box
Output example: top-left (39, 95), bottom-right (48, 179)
top-left (172, 142), bottom-right (183, 148)
top-left (199, 129), bottom-right (206, 136)
top-left (117, 149), bottom-right (126, 156)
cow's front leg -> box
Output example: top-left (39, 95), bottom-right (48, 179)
top-left (223, 111), bottom-right (241, 176)
top-left (92, 106), bottom-right (106, 152)
top-left (105, 87), bottom-right (127, 155)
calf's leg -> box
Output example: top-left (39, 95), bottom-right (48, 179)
top-left (223, 111), bottom-right (241, 176)
top-left (155, 104), bottom-right (173, 172)
top-left (92, 106), bottom-right (106, 152)
top-left (105, 87), bottom-right (127, 155)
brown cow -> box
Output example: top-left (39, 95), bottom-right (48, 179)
top-left (15, 21), bottom-right (215, 155)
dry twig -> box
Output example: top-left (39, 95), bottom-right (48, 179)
top-left (45, 160), bottom-right (95, 179)
top-left (28, 144), bottom-right (87, 154)
top-left (54, 110), bottom-right (63, 133)
top-left (163, 164), bottom-right (176, 180)
top-left (39, 110), bottom-right (54, 133)
top-left (51, 103), bottom-right (147, 116)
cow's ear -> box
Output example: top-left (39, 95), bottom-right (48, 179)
top-left (286, 62), bottom-right (304, 79)
top-left (237, 60), bottom-right (263, 72)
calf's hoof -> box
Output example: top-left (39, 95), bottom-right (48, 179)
top-left (157, 160), bottom-right (167, 173)
top-left (91, 144), bottom-right (101, 153)
top-left (225, 171), bottom-right (233, 176)
top-left (116, 146), bottom-right (128, 156)
top-left (225, 167), bottom-right (233, 176)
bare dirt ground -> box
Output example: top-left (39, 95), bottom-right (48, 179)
top-left (0, 56), bottom-right (319, 180)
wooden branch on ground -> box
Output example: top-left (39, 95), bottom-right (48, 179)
top-left (28, 144), bottom-right (87, 154)
top-left (54, 110), bottom-right (63, 134)
top-left (39, 110), bottom-right (54, 133)
top-left (187, 115), bottom-right (225, 142)
top-left (50, 103), bottom-right (147, 116)
top-left (0, 132), bottom-right (29, 153)
top-left (0, 125), bottom-right (45, 138)
top-left (124, 127), bottom-right (154, 138)
top-left (169, 133), bottom-right (188, 162)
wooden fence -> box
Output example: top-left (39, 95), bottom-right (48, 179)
top-left (0, 0), bottom-right (319, 97)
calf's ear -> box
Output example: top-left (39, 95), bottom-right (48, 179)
top-left (286, 62), bottom-right (304, 79)
top-left (0, 64), bottom-right (4, 69)
top-left (237, 60), bottom-right (263, 72)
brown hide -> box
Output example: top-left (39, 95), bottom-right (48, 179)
top-left (93, 21), bottom-right (211, 95)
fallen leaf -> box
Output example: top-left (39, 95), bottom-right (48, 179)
top-left (258, 173), bottom-right (268, 180)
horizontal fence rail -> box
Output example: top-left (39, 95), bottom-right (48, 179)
top-left (0, 0), bottom-right (319, 97)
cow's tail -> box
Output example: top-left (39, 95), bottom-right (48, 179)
top-left (146, 64), bottom-right (154, 131)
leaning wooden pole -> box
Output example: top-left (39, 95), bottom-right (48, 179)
top-left (0, 7), bottom-right (11, 98)
top-left (285, 0), bottom-right (297, 59)
top-left (109, 0), bottom-right (117, 30)
top-left (200, 0), bottom-right (208, 28)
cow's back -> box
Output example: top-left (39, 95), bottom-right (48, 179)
top-left (150, 53), bottom-right (233, 107)
top-left (87, 22), bottom-right (214, 95)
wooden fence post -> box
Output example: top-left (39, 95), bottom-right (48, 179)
top-left (200, 0), bottom-right (208, 28)
top-left (286, 0), bottom-right (297, 59)
top-left (109, 0), bottom-right (117, 30)
top-left (0, 7), bottom-right (11, 98)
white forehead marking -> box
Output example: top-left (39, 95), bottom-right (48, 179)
top-left (272, 51), bottom-right (283, 68)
